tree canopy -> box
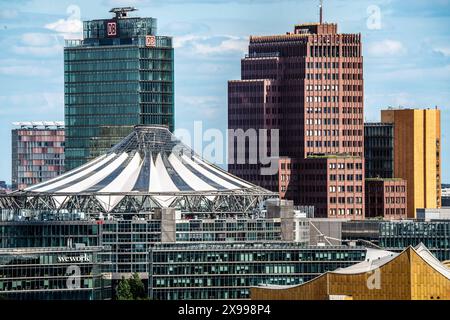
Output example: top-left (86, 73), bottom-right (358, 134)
top-left (116, 273), bottom-right (148, 300)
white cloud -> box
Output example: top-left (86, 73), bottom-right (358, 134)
top-left (0, 8), bottom-right (18, 19)
top-left (45, 19), bottom-right (82, 40)
top-left (367, 39), bottom-right (407, 57)
top-left (433, 47), bottom-right (450, 57)
top-left (173, 34), bottom-right (201, 49)
top-left (0, 93), bottom-right (64, 116)
top-left (12, 44), bottom-right (63, 56)
top-left (44, 5), bottom-right (83, 39)
top-left (178, 95), bottom-right (223, 120)
top-left (162, 21), bottom-right (210, 36)
top-left (21, 33), bottom-right (57, 47)
top-left (174, 34), bottom-right (248, 56)
top-left (195, 37), bottom-right (247, 55)
top-left (0, 65), bottom-right (52, 77)
top-left (379, 64), bottom-right (450, 82)
top-left (12, 5), bottom-right (82, 57)
top-left (11, 33), bottom-right (63, 57)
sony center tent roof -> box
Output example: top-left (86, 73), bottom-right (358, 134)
top-left (2, 126), bottom-right (275, 213)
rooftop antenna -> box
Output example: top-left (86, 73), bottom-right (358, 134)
top-left (109, 7), bottom-right (137, 19)
top-left (319, 0), bottom-right (323, 24)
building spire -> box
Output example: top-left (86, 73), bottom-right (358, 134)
top-left (319, 0), bottom-right (323, 24)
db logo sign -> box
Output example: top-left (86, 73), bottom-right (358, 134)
top-left (146, 35), bottom-right (156, 47)
top-left (107, 22), bottom-right (117, 36)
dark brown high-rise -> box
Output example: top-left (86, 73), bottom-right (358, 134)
top-left (228, 13), bottom-right (365, 219)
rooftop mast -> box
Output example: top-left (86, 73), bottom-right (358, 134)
top-left (319, 0), bottom-right (323, 24)
top-left (109, 7), bottom-right (137, 19)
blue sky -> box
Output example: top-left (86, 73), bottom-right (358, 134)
top-left (0, 0), bottom-right (449, 184)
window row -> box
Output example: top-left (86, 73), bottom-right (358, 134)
top-left (330, 197), bottom-right (363, 204)
top-left (329, 174), bottom-right (364, 181)
top-left (306, 96), bottom-right (363, 103)
top-left (329, 208), bottom-right (364, 216)
top-left (305, 130), bottom-right (362, 137)
top-left (329, 185), bottom-right (363, 193)
top-left (329, 163), bottom-right (363, 170)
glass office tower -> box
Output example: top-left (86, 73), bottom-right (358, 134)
top-left (64, 7), bottom-right (174, 170)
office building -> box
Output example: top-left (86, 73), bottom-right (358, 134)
top-left (365, 178), bottom-right (407, 219)
top-left (2, 215), bottom-right (450, 299)
top-left (342, 220), bottom-right (450, 261)
top-left (381, 108), bottom-right (441, 218)
top-left (364, 122), bottom-right (394, 179)
top-left (417, 207), bottom-right (450, 220)
top-left (0, 216), bottom-right (366, 301)
top-left (0, 221), bottom-right (102, 248)
top-left (64, 7), bottom-right (174, 171)
top-left (228, 10), bottom-right (365, 219)
top-left (11, 122), bottom-right (65, 190)
top-left (251, 244), bottom-right (450, 300)
top-left (0, 246), bottom-right (110, 300)
top-left (149, 243), bottom-right (366, 300)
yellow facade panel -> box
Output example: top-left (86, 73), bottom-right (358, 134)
top-left (380, 109), bottom-right (441, 218)
top-left (251, 246), bottom-right (450, 300)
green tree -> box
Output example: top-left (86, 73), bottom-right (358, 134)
top-left (129, 273), bottom-right (147, 300)
top-left (116, 276), bottom-right (133, 300)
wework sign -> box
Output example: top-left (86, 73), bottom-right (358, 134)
top-left (57, 253), bottom-right (91, 263)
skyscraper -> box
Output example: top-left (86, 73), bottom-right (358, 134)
top-left (11, 122), bottom-right (65, 190)
top-left (381, 108), bottom-right (441, 218)
top-left (228, 14), bottom-right (364, 219)
top-left (64, 7), bottom-right (174, 171)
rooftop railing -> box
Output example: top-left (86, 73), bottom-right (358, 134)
top-left (65, 39), bottom-right (83, 47)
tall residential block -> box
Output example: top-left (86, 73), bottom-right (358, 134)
top-left (11, 122), bottom-right (65, 190)
top-left (381, 108), bottom-right (441, 218)
top-left (228, 17), bottom-right (365, 219)
top-left (64, 7), bottom-right (174, 171)
top-left (364, 122), bottom-right (394, 179)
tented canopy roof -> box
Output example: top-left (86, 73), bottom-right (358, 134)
top-left (16, 126), bottom-right (274, 212)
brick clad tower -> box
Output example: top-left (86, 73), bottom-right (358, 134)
top-left (228, 17), bottom-right (365, 219)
